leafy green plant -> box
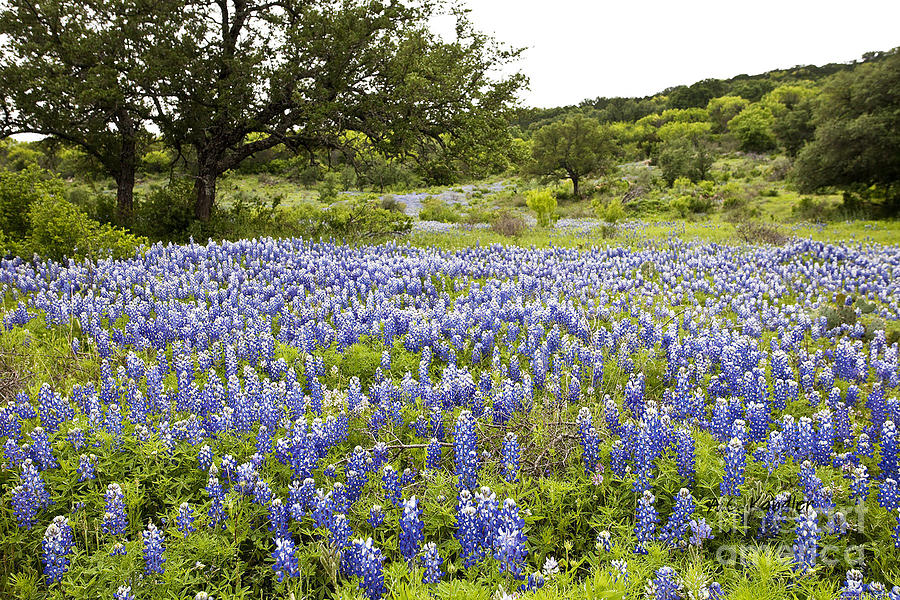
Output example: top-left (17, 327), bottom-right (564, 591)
top-left (526, 188), bottom-right (558, 227)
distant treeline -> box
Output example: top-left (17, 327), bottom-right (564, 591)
top-left (512, 49), bottom-right (897, 135)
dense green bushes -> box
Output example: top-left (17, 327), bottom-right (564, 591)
top-left (0, 167), bottom-right (144, 260)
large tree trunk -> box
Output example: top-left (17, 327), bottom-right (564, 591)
top-left (194, 165), bottom-right (217, 222)
top-left (114, 114), bottom-right (137, 226)
top-left (571, 175), bottom-right (581, 199)
top-left (114, 146), bottom-right (135, 226)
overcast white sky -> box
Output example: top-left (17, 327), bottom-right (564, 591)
top-left (441, 0), bottom-right (900, 108)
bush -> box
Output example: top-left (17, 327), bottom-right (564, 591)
top-left (295, 198), bottom-right (412, 242)
top-left (734, 221), bottom-right (788, 245)
top-left (594, 197), bottom-right (625, 224)
top-left (418, 198), bottom-right (461, 223)
top-left (491, 212), bottom-right (526, 237)
top-left (317, 171), bottom-right (343, 204)
top-left (27, 195), bottom-right (145, 261)
top-left (525, 188), bottom-right (557, 227)
top-left (380, 195), bottom-right (406, 213)
top-left (134, 179), bottom-right (199, 243)
top-left (0, 166), bottom-right (64, 242)
top-left (793, 197), bottom-right (832, 222)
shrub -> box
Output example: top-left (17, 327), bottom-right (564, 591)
top-left (134, 179), bottom-right (198, 243)
top-left (380, 195), bottom-right (406, 213)
top-left (793, 197), bottom-right (832, 222)
top-left (734, 221), bottom-right (788, 245)
top-left (317, 171), bottom-right (343, 204)
top-left (0, 166), bottom-right (64, 242)
top-left (525, 188), bottom-right (557, 227)
top-left (27, 195), bottom-right (145, 261)
top-left (491, 212), bottom-right (526, 237)
top-left (295, 198), bottom-right (412, 242)
top-left (418, 198), bottom-right (461, 223)
top-left (595, 197), bottom-right (625, 224)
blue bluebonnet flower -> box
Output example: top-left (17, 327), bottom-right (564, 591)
top-left (420, 541), bottom-right (443, 584)
top-left (77, 454), bottom-right (97, 482)
top-left (501, 433), bottom-right (520, 483)
top-left (41, 516), bottom-right (73, 584)
top-left (29, 427), bottom-right (58, 471)
top-left (881, 421), bottom-right (899, 479)
top-left (596, 530), bottom-right (612, 552)
top-left (400, 467), bottom-right (416, 487)
top-left (329, 513), bottom-right (352, 549)
top-left (659, 488), bottom-right (695, 548)
top-left (720, 437), bottom-right (745, 496)
top-left (576, 408), bottom-right (601, 475)
top-left (878, 478), bottom-right (900, 511)
top-left (425, 438), bottom-right (441, 471)
top-left (610, 559), bottom-right (628, 584)
top-left (494, 497), bottom-right (527, 579)
top-left (102, 483), bottom-right (127, 537)
top-left (758, 492), bottom-right (791, 539)
top-left (382, 465), bottom-right (401, 506)
top-left (368, 504), bottom-right (384, 528)
top-left (67, 428), bottom-right (86, 451)
top-left (113, 585), bottom-right (135, 600)
top-left (675, 428), bottom-right (695, 484)
top-left (634, 490), bottom-right (658, 554)
top-left (453, 410), bottom-right (479, 489)
top-left (343, 537), bottom-right (385, 600)
top-left (792, 506), bottom-right (820, 574)
top-left (177, 502), bottom-right (196, 536)
top-left (520, 571), bottom-right (545, 593)
top-left (610, 440), bottom-right (628, 478)
top-left (197, 445), bottom-right (213, 472)
top-left (399, 496), bottom-right (424, 564)
top-left (841, 569), bottom-right (865, 599)
top-left (689, 518), bottom-right (713, 547)
top-left (142, 521), bottom-right (165, 575)
top-left (648, 566), bottom-right (681, 600)
top-left (271, 536), bottom-right (300, 582)
top-left (455, 490), bottom-right (480, 568)
top-left (848, 465), bottom-right (869, 503)
top-left (799, 461), bottom-right (834, 511)
top-left (11, 459), bottom-right (51, 528)
top-left (206, 470), bottom-right (227, 529)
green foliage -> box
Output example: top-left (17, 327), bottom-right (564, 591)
top-left (139, 150), bottom-right (172, 174)
top-left (656, 137), bottom-right (714, 185)
top-left (707, 95), bottom-right (749, 132)
top-left (728, 105), bottom-right (777, 152)
top-left (317, 171), bottom-right (344, 204)
top-left (134, 179), bottom-right (199, 244)
top-left (594, 197), bottom-right (624, 224)
top-left (27, 194), bottom-right (145, 261)
top-left (0, 165), bottom-right (64, 241)
top-left (418, 198), bottom-right (461, 223)
top-left (794, 51), bottom-right (900, 215)
top-left (526, 188), bottom-right (558, 227)
top-left (530, 115), bottom-right (614, 198)
top-left (295, 198), bottom-right (413, 242)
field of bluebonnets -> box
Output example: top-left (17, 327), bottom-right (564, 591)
top-left (1, 226), bottom-right (900, 600)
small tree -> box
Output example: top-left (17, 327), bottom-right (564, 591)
top-left (728, 105), bottom-right (777, 152)
top-left (529, 115), bottom-right (614, 198)
top-left (525, 188), bottom-right (557, 227)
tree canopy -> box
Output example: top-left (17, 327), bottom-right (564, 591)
top-left (529, 115), bottom-right (614, 198)
top-left (794, 51), bottom-right (900, 213)
top-left (1, 0), bottom-right (525, 221)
